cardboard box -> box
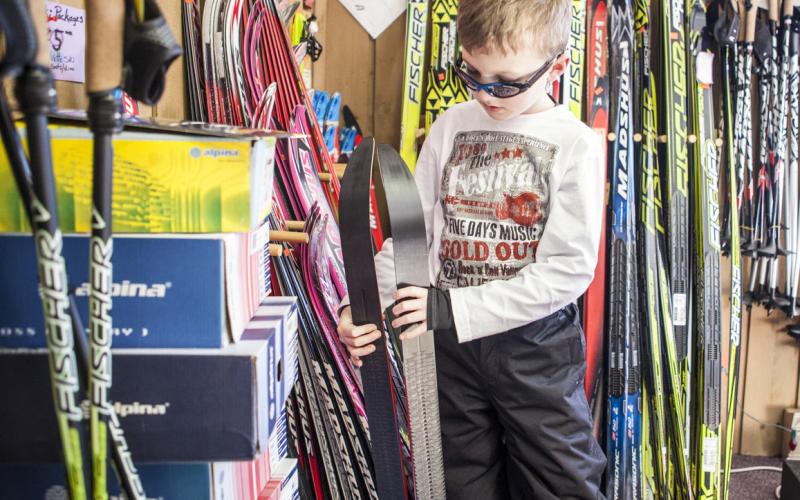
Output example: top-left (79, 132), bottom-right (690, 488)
top-left (0, 232), bottom-right (270, 348)
top-left (0, 124), bottom-right (276, 233)
top-left (244, 297), bottom-right (300, 433)
top-left (0, 341), bottom-right (271, 462)
top-left (0, 425), bottom-right (292, 500)
top-left (0, 463), bottom-right (214, 500)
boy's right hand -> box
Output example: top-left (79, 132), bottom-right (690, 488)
top-left (337, 306), bottom-right (382, 368)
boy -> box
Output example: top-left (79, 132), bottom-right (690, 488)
top-left (338, 0), bottom-right (606, 498)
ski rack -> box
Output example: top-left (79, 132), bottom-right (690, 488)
top-left (340, 138), bottom-right (445, 499)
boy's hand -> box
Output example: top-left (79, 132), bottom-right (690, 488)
top-left (337, 306), bottom-right (382, 367)
top-left (391, 286), bottom-right (429, 341)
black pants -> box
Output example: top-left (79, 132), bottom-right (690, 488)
top-left (434, 304), bottom-right (606, 500)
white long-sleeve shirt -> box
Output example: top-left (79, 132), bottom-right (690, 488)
top-left (351, 99), bottom-right (605, 344)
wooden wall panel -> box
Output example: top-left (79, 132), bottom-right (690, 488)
top-left (314, 0), bottom-right (375, 136)
top-left (372, 16), bottom-right (405, 147)
top-left (313, 0), bottom-right (405, 146)
top-left (739, 301), bottom-right (799, 455)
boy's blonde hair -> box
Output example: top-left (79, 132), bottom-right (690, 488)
top-left (457, 0), bottom-right (570, 57)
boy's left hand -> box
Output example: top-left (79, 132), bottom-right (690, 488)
top-left (390, 286), bottom-right (429, 341)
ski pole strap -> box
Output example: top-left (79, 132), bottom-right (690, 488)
top-left (713, 0), bottom-right (740, 46)
top-left (0, 0), bottom-right (36, 77)
top-left (123, 0), bottom-right (181, 105)
top-left (755, 20), bottom-right (773, 63)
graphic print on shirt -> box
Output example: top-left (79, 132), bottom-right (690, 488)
top-left (436, 130), bottom-right (559, 289)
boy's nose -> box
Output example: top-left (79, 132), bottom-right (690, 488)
top-left (474, 89), bottom-right (493, 103)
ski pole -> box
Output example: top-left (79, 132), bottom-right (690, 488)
top-left (0, 43), bottom-right (147, 500)
top-left (85, 1), bottom-right (127, 499)
top-left (14, 0), bottom-right (89, 497)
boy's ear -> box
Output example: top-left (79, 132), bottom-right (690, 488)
top-left (547, 53), bottom-right (571, 83)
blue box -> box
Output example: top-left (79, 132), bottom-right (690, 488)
top-left (0, 449), bottom-right (294, 500)
top-left (0, 463), bottom-right (213, 500)
top-left (0, 233), bottom-right (269, 348)
top-left (242, 297), bottom-right (299, 437)
top-left (34, 416), bottom-right (295, 500)
top-left (0, 341), bottom-right (270, 462)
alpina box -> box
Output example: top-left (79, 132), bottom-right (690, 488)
top-left (0, 463), bottom-right (215, 500)
top-left (0, 340), bottom-right (270, 462)
top-left (0, 125), bottom-right (276, 233)
top-left (243, 297), bottom-right (299, 434)
top-left (0, 411), bottom-right (291, 500)
top-left (0, 232), bottom-right (270, 348)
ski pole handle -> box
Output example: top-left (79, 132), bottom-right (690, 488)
top-left (86, 0), bottom-right (125, 93)
top-left (733, 1), bottom-right (744, 43)
top-left (26, 0), bottom-right (50, 66)
top-left (784, 0), bottom-right (794, 18)
top-left (745, 1), bottom-right (758, 43)
top-left (770, 0), bottom-right (780, 22)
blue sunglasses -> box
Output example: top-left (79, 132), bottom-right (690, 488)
top-left (453, 53), bottom-right (560, 98)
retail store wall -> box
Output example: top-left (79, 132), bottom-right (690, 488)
top-left (4, 0), bottom-right (186, 121)
top-left (313, 0), bottom-right (405, 148)
top-left (314, 0), bottom-right (800, 458)
top-left (7, 0), bottom-right (797, 459)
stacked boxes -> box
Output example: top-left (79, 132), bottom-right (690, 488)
top-left (0, 121), bottom-right (300, 499)
top-left (0, 233), bottom-right (269, 347)
top-left (0, 299), bottom-right (301, 498)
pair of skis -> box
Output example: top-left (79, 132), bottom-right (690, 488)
top-left (605, 2), bottom-right (641, 499)
top-left (400, 0), bottom-right (469, 171)
top-left (341, 138), bottom-right (445, 499)
top-left (584, 0), bottom-right (609, 417)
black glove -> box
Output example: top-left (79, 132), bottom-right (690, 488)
top-left (427, 286), bottom-right (455, 332)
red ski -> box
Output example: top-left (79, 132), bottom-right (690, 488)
top-left (583, 0), bottom-right (610, 408)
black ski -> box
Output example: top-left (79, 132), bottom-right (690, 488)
top-left (375, 144), bottom-right (446, 499)
top-left (341, 139), bottom-right (407, 499)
